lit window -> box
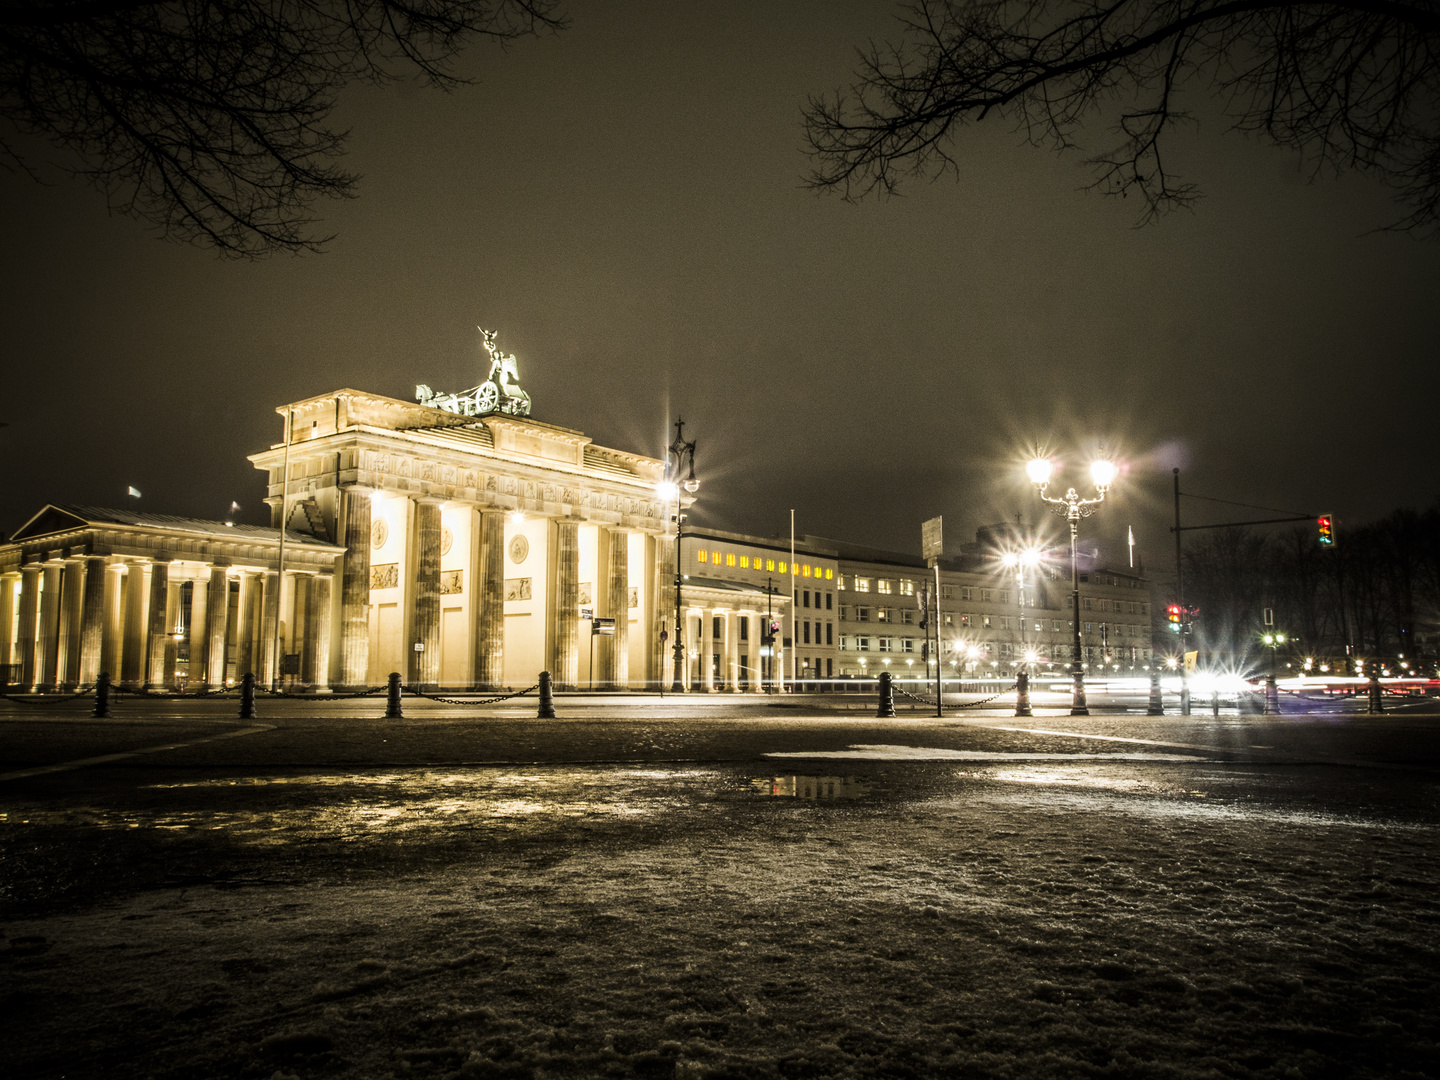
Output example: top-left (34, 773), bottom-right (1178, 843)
top-left (803, 565), bottom-right (811, 577)
top-left (727, 553), bottom-right (736, 567)
top-left (697, 550), bottom-right (707, 563)
top-left (766, 560), bottom-right (775, 572)
top-left (899, 580), bottom-right (914, 595)
top-left (877, 579), bottom-right (892, 594)
top-left (825, 569), bottom-right (834, 580)
top-left (713, 551), bottom-right (722, 564)
top-left (739, 556), bottom-right (749, 569)
top-left (856, 578), bottom-right (871, 592)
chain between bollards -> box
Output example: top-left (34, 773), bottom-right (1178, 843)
top-left (537, 671), bottom-right (556, 718)
top-left (876, 671), bottom-right (896, 718)
top-left (385, 672), bottom-right (403, 719)
top-left (239, 672), bottom-right (257, 719)
top-left (93, 672), bottom-right (112, 718)
top-left (1014, 670), bottom-right (1032, 717)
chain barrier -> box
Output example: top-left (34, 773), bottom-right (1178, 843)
top-left (0, 686), bottom-right (96, 705)
top-left (400, 684), bottom-right (539, 706)
top-left (255, 684), bottom-right (389, 699)
top-left (893, 681), bottom-right (1018, 710)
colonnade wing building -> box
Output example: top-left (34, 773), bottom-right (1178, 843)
top-left (1, 386), bottom-right (795, 693)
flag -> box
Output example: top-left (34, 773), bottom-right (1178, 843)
top-left (127, 486), bottom-right (141, 499)
top-left (1127, 526), bottom-right (1135, 567)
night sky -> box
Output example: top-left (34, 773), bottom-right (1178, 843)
top-left (2, 1), bottom-right (1437, 573)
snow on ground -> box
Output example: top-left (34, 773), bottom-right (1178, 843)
top-left (2, 760), bottom-right (1437, 1079)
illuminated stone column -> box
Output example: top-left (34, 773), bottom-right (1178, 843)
top-left (258, 570), bottom-right (279, 687)
top-left (289, 573), bottom-right (310, 686)
top-left (204, 568), bottom-right (229, 687)
top-left (308, 575), bottom-right (333, 690)
top-left (603, 528), bottom-right (629, 690)
top-left (76, 556), bottom-right (106, 686)
top-left (701, 611), bottom-right (714, 692)
top-left (551, 520), bottom-right (580, 689)
top-left (0, 573), bottom-right (16, 684)
top-left (654, 535), bottom-right (675, 691)
top-left (234, 572), bottom-right (257, 679)
top-left (408, 499), bottom-right (442, 689)
top-left (726, 611), bottom-right (741, 692)
top-left (187, 572), bottom-right (209, 686)
top-left (474, 509), bottom-right (506, 690)
top-left (100, 563), bottom-right (125, 682)
top-left (144, 560), bottom-right (170, 689)
top-left (35, 562), bottom-right (63, 691)
top-left (14, 566), bottom-right (40, 689)
top-left (337, 488), bottom-right (372, 690)
top-left (56, 559), bottom-right (85, 687)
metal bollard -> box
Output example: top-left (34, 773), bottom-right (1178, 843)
top-left (93, 671), bottom-right (112, 718)
top-left (1014, 670), bottom-right (1032, 717)
top-left (385, 672), bottom-right (403, 719)
top-left (876, 671), bottom-right (896, 718)
top-left (1212, 689), bottom-right (1220, 717)
top-left (239, 672), bottom-right (257, 719)
top-left (1368, 674), bottom-right (1384, 714)
top-left (1265, 673), bottom-right (1279, 715)
top-left (538, 670), bottom-right (557, 718)
top-left (1146, 670), bottom-right (1164, 715)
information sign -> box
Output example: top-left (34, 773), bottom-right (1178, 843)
top-left (921, 516), bottom-right (943, 563)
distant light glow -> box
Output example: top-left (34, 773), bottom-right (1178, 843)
top-left (656, 480), bottom-right (678, 500)
top-left (1026, 458), bottom-right (1052, 485)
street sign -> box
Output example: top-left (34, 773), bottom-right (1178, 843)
top-left (413, 642), bottom-right (424, 652)
top-left (1184, 651), bottom-right (1198, 674)
top-left (1263, 607), bottom-right (1274, 626)
top-left (593, 617), bottom-right (615, 636)
top-left (921, 516), bottom-right (943, 562)
top-left (580, 607), bottom-right (593, 620)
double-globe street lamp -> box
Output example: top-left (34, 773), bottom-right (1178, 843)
top-left (658, 419), bottom-right (699, 693)
top-left (1027, 455), bottom-right (1118, 716)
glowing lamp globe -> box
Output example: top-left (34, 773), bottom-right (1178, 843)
top-left (656, 480), bottom-right (679, 501)
top-left (1026, 458), bottom-right (1053, 485)
top-left (1090, 459), bottom-right (1118, 490)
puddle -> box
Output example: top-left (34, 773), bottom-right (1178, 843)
top-left (750, 775), bottom-right (873, 799)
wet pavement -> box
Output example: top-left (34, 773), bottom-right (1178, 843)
top-left (2, 696), bottom-right (1438, 1079)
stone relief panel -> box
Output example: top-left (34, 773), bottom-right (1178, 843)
top-left (440, 569), bottom-right (463, 595)
top-left (504, 577), bottom-right (532, 601)
top-left (371, 563), bottom-right (399, 590)
top-left (578, 582), bottom-right (592, 605)
top-left (509, 535), bottom-right (529, 564)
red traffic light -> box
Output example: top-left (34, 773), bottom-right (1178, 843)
top-left (1317, 514), bottom-right (1336, 547)
top-left (1166, 605), bottom-right (1182, 621)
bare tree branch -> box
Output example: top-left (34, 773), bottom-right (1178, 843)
top-left (0, 1), bottom-right (568, 256)
top-left (804, 0), bottom-right (1440, 235)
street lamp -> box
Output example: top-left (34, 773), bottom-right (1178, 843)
top-left (661, 418), bottom-right (698, 693)
top-left (1028, 454), bottom-right (1116, 715)
top-left (1000, 547), bottom-right (1042, 677)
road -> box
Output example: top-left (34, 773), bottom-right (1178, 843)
top-left (2, 693), bottom-right (1437, 1079)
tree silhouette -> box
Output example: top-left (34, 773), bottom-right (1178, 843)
top-left (0, 1), bottom-right (565, 256)
top-left (805, 0), bottom-right (1440, 235)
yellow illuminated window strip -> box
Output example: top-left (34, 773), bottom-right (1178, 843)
top-left (802, 565), bottom-right (811, 577)
top-left (727, 553), bottom-right (736, 567)
top-left (766, 560), bottom-right (775, 572)
top-left (825, 568), bottom-right (834, 580)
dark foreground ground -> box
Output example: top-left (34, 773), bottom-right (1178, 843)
top-left (1, 693), bottom-right (1437, 1080)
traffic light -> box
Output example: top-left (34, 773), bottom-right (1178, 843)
top-left (1317, 514), bottom-right (1336, 547)
top-left (1166, 604), bottom-right (1183, 633)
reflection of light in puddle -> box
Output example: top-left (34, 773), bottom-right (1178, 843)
top-left (750, 776), bottom-right (873, 799)
top-left (988, 768), bottom-right (1195, 796)
top-left (765, 745), bottom-right (1201, 762)
top-left (7, 769), bottom-right (710, 840)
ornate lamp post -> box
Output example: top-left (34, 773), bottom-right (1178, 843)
top-left (1027, 455), bottom-right (1117, 716)
top-left (659, 419), bottom-right (699, 693)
